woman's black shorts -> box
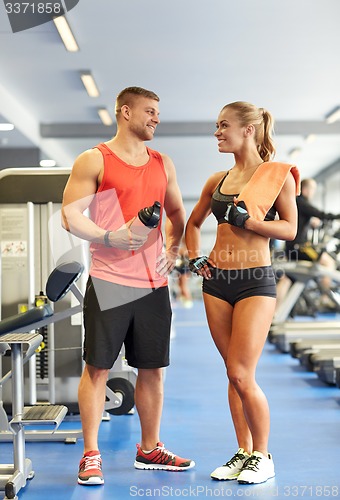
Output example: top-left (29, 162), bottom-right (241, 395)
top-left (202, 266), bottom-right (276, 307)
top-left (83, 276), bottom-right (172, 369)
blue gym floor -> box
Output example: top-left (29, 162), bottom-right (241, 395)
top-left (1, 300), bottom-right (340, 500)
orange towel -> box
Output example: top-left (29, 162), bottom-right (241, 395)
top-left (236, 162), bottom-right (300, 221)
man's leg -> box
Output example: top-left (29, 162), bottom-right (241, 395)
top-left (131, 287), bottom-right (195, 470)
top-left (77, 363), bottom-right (109, 485)
top-left (133, 367), bottom-right (195, 470)
top-left (134, 367), bottom-right (163, 450)
top-left (78, 363), bottom-right (109, 453)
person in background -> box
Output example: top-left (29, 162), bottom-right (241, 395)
top-left (185, 101), bottom-right (299, 484)
top-left (276, 178), bottom-right (340, 310)
top-left (62, 86), bottom-right (194, 486)
top-left (173, 241), bottom-right (193, 307)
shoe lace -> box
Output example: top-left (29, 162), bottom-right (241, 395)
top-left (225, 452), bottom-right (245, 468)
top-left (242, 455), bottom-right (261, 472)
top-left (81, 454), bottom-right (102, 472)
top-left (158, 445), bottom-right (176, 460)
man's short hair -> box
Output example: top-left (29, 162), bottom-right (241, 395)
top-left (115, 87), bottom-right (160, 117)
top-left (301, 178), bottom-right (316, 191)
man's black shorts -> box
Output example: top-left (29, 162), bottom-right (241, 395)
top-left (83, 276), bottom-right (172, 369)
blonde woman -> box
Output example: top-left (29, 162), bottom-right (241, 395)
top-left (185, 101), bottom-right (299, 484)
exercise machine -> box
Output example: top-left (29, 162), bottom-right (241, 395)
top-left (0, 168), bottom-right (136, 417)
top-left (0, 261), bottom-right (83, 499)
top-left (0, 167), bottom-right (84, 411)
top-left (270, 260), bottom-right (340, 352)
top-left (290, 338), bottom-right (340, 360)
top-left (0, 261), bottom-right (136, 499)
top-left (270, 324), bottom-right (340, 353)
top-left (272, 260), bottom-right (340, 325)
top-left (335, 368), bottom-right (340, 389)
top-left (312, 352), bottom-right (340, 384)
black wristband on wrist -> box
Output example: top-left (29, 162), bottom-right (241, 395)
top-left (104, 230), bottom-right (112, 247)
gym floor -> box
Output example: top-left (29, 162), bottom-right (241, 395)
top-left (1, 300), bottom-right (340, 500)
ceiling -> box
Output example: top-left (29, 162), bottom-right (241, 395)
top-left (1, 0), bottom-right (340, 199)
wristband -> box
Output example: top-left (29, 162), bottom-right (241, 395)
top-left (188, 256), bottom-right (209, 274)
top-left (104, 230), bottom-right (112, 247)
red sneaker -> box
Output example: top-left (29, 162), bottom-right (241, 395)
top-left (134, 442), bottom-right (195, 471)
top-left (78, 450), bottom-right (104, 485)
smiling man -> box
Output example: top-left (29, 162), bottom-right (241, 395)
top-left (61, 86), bottom-right (193, 485)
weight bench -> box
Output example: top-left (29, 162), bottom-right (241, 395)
top-left (312, 352), bottom-right (340, 384)
top-left (272, 260), bottom-right (340, 324)
top-left (0, 261), bottom-right (84, 500)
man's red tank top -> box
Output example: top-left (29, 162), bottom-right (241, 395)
top-left (89, 143), bottom-right (168, 288)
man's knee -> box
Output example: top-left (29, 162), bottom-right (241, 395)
top-left (138, 367), bottom-right (163, 383)
top-left (84, 364), bottom-right (110, 382)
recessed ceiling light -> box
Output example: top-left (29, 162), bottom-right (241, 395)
top-left (325, 105), bottom-right (340, 124)
top-left (53, 16), bottom-right (79, 52)
top-left (305, 134), bottom-right (316, 144)
top-left (98, 108), bottom-right (113, 126)
top-left (0, 123), bottom-right (14, 131)
top-left (40, 159), bottom-right (56, 167)
top-left (80, 71), bottom-right (100, 97)
top-left (289, 147), bottom-right (302, 159)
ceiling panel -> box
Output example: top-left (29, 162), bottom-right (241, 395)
top-left (0, 0), bottom-right (340, 193)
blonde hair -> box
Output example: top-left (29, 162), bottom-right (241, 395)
top-left (115, 86), bottom-right (160, 118)
top-left (222, 101), bottom-right (276, 162)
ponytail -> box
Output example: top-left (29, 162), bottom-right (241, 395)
top-left (257, 109), bottom-right (276, 162)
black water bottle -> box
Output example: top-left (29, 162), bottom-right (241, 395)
top-left (129, 201), bottom-right (161, 235)
top-left (138, 201), bottom-right (161, 227)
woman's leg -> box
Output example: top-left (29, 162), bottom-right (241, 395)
top-left (203, 292), bottom-right (252, 454)
top-left (227, 296), bottom-right (276, 455)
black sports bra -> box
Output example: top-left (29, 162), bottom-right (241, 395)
top-left (211, 174), bottom-right (277, 225)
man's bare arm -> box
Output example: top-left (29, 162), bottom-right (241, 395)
top-left (62, 149), bottom-right (146, 250)
top-left (156, 154), bottom-right (186, 275)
